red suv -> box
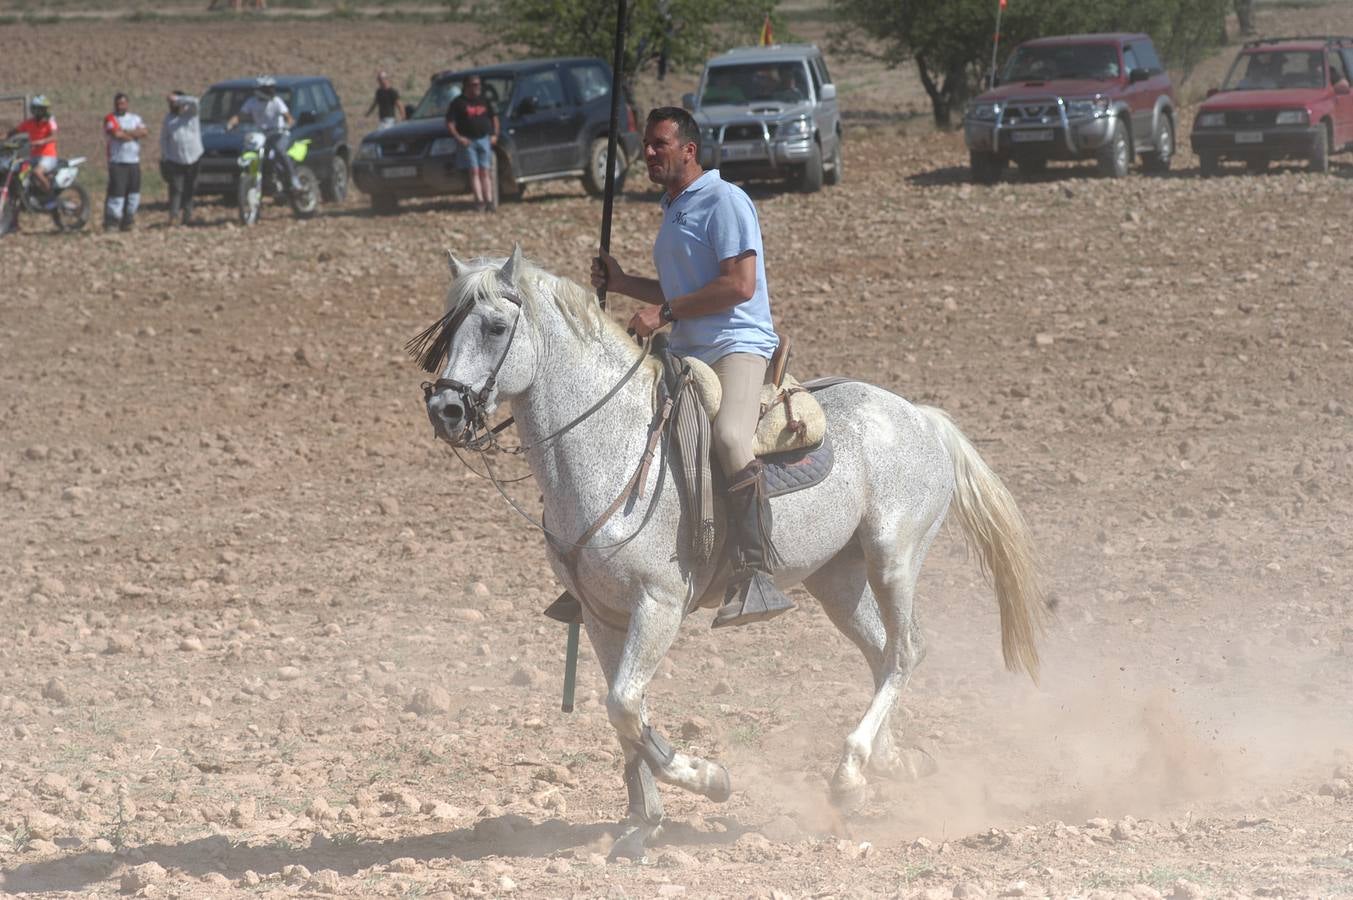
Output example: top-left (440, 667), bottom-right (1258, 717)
top-left (964, 33), bottom-right (1177, 183)
top-left (1190, 36), bottom-right (1353, 175)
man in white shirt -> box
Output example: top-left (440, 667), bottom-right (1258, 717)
top-left (227, 80), bottom-right (300, 191)
top-left (103, 92), bottom-right (147, 231)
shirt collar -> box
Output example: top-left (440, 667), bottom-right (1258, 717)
top-left (661, 169), bottom-right (718, 209)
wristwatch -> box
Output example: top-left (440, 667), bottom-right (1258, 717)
top-left (660, 300), bottom-right (676, 323)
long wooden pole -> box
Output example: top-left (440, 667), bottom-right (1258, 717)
top-left (566, 0), bottom-right (629, 714)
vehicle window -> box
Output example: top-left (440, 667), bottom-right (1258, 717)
top-left (1132, 40), bottom-right (1163, 74)
top-left (1329, 51), bottom-right (1347, 84)
top-left (310, 83), bottom-right (330, 114)
top-left (322, 82), bottom-right (340, 111)
top-left (410, 75), bottom-right (513, 118)
top-left (1122, 45), bottom-right (1140, 73)
top-left (515, 69), bottom-right (568, 113)
top-left (567, 63), bottom-right (610, 104)
top-left (1003, 43), bottom-right (1120, 81)
top-left (816, 56), bottom-right (832, 85)
top-left (1222, 50), bottom-right (1325, 90)
top-left (199, 86), bottom-right (295, 124)
top-left (700, 62), bottom-right (811, 106)
top-left (808, 59), bottom-right (823, 96)
top-left (292, 84), bottom-right (318, 117)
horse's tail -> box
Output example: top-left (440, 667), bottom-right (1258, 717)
top-left (918, 406), bottom-right (1048, 683)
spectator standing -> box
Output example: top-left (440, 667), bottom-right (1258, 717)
top-left (366, 71), bottom-right (403, 129)
top-left (104, 92), bottom-right (147, 231)
top-left (159, 90), bottom-right (203, 227)
top-left (445, 75), bottom-right (499, 212)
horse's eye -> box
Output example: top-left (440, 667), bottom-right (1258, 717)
top-left (488, 322), bottom-right (509, 337)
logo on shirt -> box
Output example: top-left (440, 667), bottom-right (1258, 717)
top-left (670, 210), bottom-right (687, 226)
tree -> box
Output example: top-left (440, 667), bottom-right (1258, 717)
top-left (1234, 0), bottom-right (1255, 36)
top-left (463, 0), bottom-right (777, 96)
top-left (832, 0), bottom-right (1233, 128)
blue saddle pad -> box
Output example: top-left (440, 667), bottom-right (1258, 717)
top-left (761, 433), bottom-right (833, 498)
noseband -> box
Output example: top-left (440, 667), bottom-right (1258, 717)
top-left (421, 292), bottom-right (524, 451)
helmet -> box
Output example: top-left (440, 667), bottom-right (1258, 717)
top-left (255, 75), bottom-right (277, 98)
top-left (29, 94), bottom-right (51, 118)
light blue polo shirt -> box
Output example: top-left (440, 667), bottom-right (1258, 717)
top-left (654, 169), bottom-right (780, 365)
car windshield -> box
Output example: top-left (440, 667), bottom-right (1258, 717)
top-left (411, 75), bottom-right (513, 118)
top-left (1003, 44), bottom-right (1121, 82)
top-left (200, 86), bottom-right (294, 124)
top-left (700, 62), bottom-right (810, 106)
top-left (1220, 50), bottom-right (1325, 91)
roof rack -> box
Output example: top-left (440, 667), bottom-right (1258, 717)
top-left (1242, 35), bottom-right (1353, 49)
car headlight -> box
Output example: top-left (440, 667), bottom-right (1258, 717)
top-left (1196, 112), bottom-right (1224, 128)
top-left (429, 137), bottom-right (460, 156)
top-left (702, 126), bottom-right (719, 142)
top-left (1275, 109), bottom-right (1309, 125)
top-left (966, 101), bottom-right (1000, 121)
top-left (356, 142), bottom-right (381, 160)
top-left (1065, 97), bottom-right (1110, 118)
top-left (778, 118), bottom-right (810, 138)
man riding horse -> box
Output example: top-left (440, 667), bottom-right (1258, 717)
top-left (589, 106), bottom-right (795, 630)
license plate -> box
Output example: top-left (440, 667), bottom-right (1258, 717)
top-left (1235, 131), bottom-right (1264, 144)
top-left (1012, 129), bottom-right (1054, 143)
top-left (720, 144), bottom-right (757, 160)
top-left (382, 165), bottom-right (418, 178)
top-left (197, 172), bottom-right (234, 185)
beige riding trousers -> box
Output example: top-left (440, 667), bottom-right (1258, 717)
top-left (710, 352), bottom-right (771, 476)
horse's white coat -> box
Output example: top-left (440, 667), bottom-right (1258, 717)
top-left (423, 250), bottom-right (1047, 846)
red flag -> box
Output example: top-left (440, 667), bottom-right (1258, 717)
top-left (759, 13), bottom-right (774, 46)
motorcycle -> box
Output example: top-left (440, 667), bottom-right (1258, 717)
top-left (0, 137), bottom-right (91, 237)
top-left (235, 129), bottom-right (319, 226)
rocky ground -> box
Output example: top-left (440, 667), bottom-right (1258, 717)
top-left (3, 5), bottom-right (1353, 899)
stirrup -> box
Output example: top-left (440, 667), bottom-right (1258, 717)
top-left (544, 590), bottom-right (584, 624)
top-left (712, 571), bottom-right (795, 629)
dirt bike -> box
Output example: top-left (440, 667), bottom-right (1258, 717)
top-left (0, 137), bottom-right (91, 237)
top-left (235, 129), bottom-right (319, 226)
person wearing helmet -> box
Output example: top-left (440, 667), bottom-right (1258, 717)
top-left (226, 79), bottom-right (300, 192)
top-left (6, 95), bottom-right (59, 202)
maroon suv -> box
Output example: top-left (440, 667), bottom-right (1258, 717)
top-left (963, 33), bottom-right (1177, 183)
top-left (1190, 36), bottom-right (1353, 175)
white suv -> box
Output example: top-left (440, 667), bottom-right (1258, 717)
top-left (682, 44), bottom-right (843, 192)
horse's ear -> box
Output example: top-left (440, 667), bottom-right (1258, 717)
top-left (446, 250), bottom-right (467, 279)
top-left (498, 244), bottom-right (523, 291)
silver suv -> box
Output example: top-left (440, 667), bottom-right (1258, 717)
top-left (682, 44), bottom-right (842, 192)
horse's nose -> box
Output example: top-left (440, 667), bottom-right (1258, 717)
top-left (427, 391), bottom-right (465, 441)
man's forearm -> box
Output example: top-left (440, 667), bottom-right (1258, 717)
top-left (613, 273), bottom-right (665, 305)
top-left (670, 275), bottom-right (752, 318)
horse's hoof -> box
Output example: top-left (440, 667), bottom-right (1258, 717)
top-left (609, 823), bottom-right (659, 862)
top-left (829, 778), bottom-right (868, 812)
top-left (706, 763), bottom-right (732, 803)
top-left (869, 746), bottom-right (938, 782)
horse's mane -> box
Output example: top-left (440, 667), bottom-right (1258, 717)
top-left (406, 254), bottom-right (643, 374)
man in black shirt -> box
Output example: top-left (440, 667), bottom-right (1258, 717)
top-left (445, 75), bottom-right (499, 212)
top-left (366, 71), bottom-right (403, 129)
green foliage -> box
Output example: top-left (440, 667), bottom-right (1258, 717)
top-left (462, 0), bottom-right (778, 91)
top-left (832, 0), bottom-right (1233, 127)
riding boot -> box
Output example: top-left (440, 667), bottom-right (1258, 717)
top-left (712, 460), bottom-right (796, 629)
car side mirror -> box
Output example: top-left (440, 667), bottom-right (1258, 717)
top-left (1128, 67), bottom-right (1150, 84)
top-left (1336, 80), bottom-right (1351, 95)
top-left (297, 111), bottom-right (317, 126)
top-left (516, 96), bottom-right (538, 116)
top-left (1206, 87), bottom-right (1219, 98)
top-left (681, 92), bottom-right (695, 110)
top-left (820, 83), bottom-right (837, 101)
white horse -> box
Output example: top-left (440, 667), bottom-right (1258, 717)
top-left (416, 248), bottom-right (1047, 857)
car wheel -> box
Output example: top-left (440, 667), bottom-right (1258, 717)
top-left (1142, 115), bottom-right (1174, 174)
top-left (1246, 156), bottom-right (1270, 175)
top-left (1310, 122), bottom-right (1331, 173)
top-left (969, 150), bottom-right (1004, 185)
top-left (1096, 117), bottom-right (1130, 178)
top-left (824, 137), bottom-right (843, 185)
top-left (371, 192), bottom-right (399, 215)
top-left (1016, 157), bottom-right (1048, 177)
top-left (583, 137), bottom-right (627, 198)
top-left (322, 154), bottom-right (349, 203)
top-left (799, 140), bottom-right (823, 193)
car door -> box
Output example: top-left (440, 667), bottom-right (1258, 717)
top-left (1327, 50), bottom-right (1353, 148)
top-left (810, 55), bottom-right (839, 151)
top-left (1121, 43), bottom-right (1151, 141)
top-left (566, 61), bottom-right (614, 169)
top-left (504, 66), bottom-right (578, 176)
top-left (291, 83), bottom-right (327, 167)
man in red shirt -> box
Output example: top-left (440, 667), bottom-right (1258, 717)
top-left (6, 95), bottom-right (58, 198)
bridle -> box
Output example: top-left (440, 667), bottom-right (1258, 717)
top-left (421, 291), bottom-right (525, 453)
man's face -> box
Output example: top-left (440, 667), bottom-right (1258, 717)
top-left (465, 79), bottom-right (482, 99)
top-left (114, 96), bottom-right (129, 115)
top-left (643, 119), bottom-right (693, 187)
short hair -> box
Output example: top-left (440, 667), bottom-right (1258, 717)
top-left (647, 106), bottom-right (700, 151)
top-left (114, 92), bottom-right (129, 103)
